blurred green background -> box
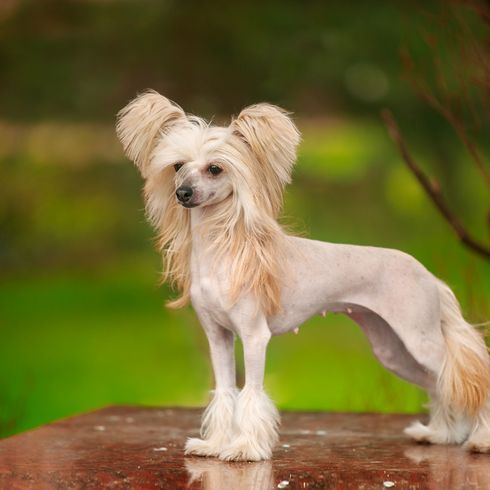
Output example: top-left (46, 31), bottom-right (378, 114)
top-left (1, 0), bottom-right (490, 437)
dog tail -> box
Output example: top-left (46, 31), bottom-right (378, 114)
top-left (436, 280), bottom-right (490, 415)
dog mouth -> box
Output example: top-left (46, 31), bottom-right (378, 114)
top-left (181, 202), bottom-right (199, 208)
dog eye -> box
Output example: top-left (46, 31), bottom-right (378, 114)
top-left (208, 164), bottom-right (223, 176)
top-left (173, 162), bottom-right (184, 172)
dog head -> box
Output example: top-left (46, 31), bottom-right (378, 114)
top-left (117, 90), bottom-right (300, 223)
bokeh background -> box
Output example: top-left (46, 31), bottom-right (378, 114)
top-left (1, 0), bottom-right (490, 437)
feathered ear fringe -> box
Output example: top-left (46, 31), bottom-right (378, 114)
top-left (116, 90), bottom-right (186, 177)
top-left (225, 215), bottom-right (287, 316)
top-left (143, 168), bottom-right (192, 309)
top-left (230, 103), bottom-right (300, 217)
top-left (224, 104), bottom-right (298, 314)
top-left (116, 90), bottom-right (192, 308)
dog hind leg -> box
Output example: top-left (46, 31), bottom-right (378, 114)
top-left (405, 397), bottom-right (472, 445)
top-left (406, 281), bottom-right (490, 450)
top-left (464, 398), bottom-right (490, 453)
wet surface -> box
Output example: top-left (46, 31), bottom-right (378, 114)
top-left (0, 407), bottom-right (489, 489)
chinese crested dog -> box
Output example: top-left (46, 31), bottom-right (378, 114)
top-left (117, 91), bottom-right (490, 461)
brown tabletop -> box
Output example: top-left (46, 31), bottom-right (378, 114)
top-left (0, 406), bottom-right (488, 489)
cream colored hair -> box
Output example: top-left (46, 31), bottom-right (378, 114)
top-left (116, 91), bottom-right (300, 315)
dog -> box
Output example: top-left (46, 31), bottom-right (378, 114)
top-left (116, 90), bottom-right (490, 461)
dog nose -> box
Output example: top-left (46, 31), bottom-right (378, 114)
top-left (176, 186), bottom-right (193, 203)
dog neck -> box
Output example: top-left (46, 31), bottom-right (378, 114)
top-left (187, 198), bottom-right (234, 250)
top-left (189, 206), bottom-right (205, 237)
top-left (188, 206), bottom-right (217, 259)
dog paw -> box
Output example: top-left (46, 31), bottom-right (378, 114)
top-left (219, 437), bottom-right (272, 462)
top-left (404, 420), bottom-right (465, 445)
top-left (184, 437), bottom-right (220, 457)
top-left (404, 421), bottom-right (433, 444)
top-left (404, 421), bottom-right (451, 444)
top-left (463, 434), bottom-right (490, 453)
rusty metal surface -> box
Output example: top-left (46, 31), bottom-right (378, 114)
top-left (0, 406), bottom-right (488, 489)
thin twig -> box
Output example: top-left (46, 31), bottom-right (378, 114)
top-left (382, 109), bottom-right (490, 260)
top-left (400, 49), bottom-right (490, 189)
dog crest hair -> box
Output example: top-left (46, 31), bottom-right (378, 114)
top-left (116, 91), bottom-right (300, 314)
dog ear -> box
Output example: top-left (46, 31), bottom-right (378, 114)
top-left (230, 103), bottom-right (300, 185)
top-left (116, 90), bottom-right (186, 176)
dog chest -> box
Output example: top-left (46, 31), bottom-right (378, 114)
top-left (190, 275), bottom-right (231, 323)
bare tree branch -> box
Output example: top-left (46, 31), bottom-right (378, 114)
top-left (382, 109), bottom-right (490, 260)
top-left (401, 49), bottom-right (490, 189)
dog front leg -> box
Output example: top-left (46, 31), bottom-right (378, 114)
top-left (185, 323), bottom-right (237, 457)
top-left (220, 319), bottom-right (280, 461)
